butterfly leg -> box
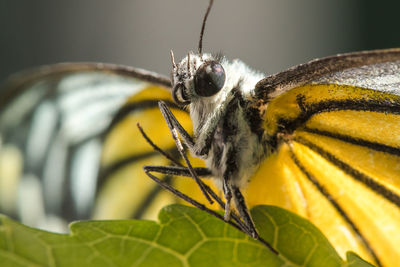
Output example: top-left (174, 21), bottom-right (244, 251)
top-left (143, 165), bottom-right (212, 177)
top-left (222, 175), bottom-right (232, 221)
top-left (223, 171), bottom-right (258, 239)
top-left (232, 185), bottom-right (258, 238)
top-left (223, 146), bottom-right (258, 238)
top-left (158, 101), bottom-right (195, 149)
top-left (158, 101), bottom-right (216, 156)
top-left (158, 101), bottom-right (213, 204)
top-left (143, 164), bottom-right (256, 235)
top-left (143, 165), bottom-right (221, 216)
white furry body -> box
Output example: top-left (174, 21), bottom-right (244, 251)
top-left (172, 53), bottom-right (266, 190)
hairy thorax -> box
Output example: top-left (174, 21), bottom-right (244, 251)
top-left (190, 94), bottom-right (265, 190)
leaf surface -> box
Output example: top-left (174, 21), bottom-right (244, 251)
top-left (0, 205), bottom-right (373, 267)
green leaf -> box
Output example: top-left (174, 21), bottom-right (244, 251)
top-left (0, 205), bottom-right (372, 267)
top-left (346, 252), bottom-right (375, 267)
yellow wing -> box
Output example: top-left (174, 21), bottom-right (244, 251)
top-left (247, 56), bottom-right (400, 266)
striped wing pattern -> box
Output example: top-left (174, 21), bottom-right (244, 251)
top-left (249, 60), bottom-right (400, 266)
top-left (0, 64), bottom-right (170, 230)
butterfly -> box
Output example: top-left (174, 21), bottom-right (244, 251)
top-left (1, 0), bottom-right (400, 266)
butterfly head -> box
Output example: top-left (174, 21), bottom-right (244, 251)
top-left (170, 51), bottom-right (226, 106)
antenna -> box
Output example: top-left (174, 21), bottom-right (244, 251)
top-left (170, 50), bottom-right (176, 69)
top-left (198, 0), bottom-right (214, 57)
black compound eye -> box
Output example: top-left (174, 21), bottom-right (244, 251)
top-left (194, 61), bottom-right (226, 97)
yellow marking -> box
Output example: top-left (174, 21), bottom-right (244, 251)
top-left (297, 130), bottom-right (400, 197)
top-left (291, 141), bottom-right (400, 267)
top-left (306, 110), bottom-right (400, 148)
top-left (264, 84), bottom-right (400, 135)
top-left (125, 86), bottom-right (171, 104)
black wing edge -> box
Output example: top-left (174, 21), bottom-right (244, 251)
top-left (0, 62), bottom-right (172, 110)
top-left (255, 48), bottom-right (400, 104)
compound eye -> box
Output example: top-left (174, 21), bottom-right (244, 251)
top-left (194, 61), bottom-right (225, 97)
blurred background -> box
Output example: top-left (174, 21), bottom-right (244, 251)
top-left (1, 0), bottom-right (400, 233)
top-left (1, 0), bottom-right (400, 83)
